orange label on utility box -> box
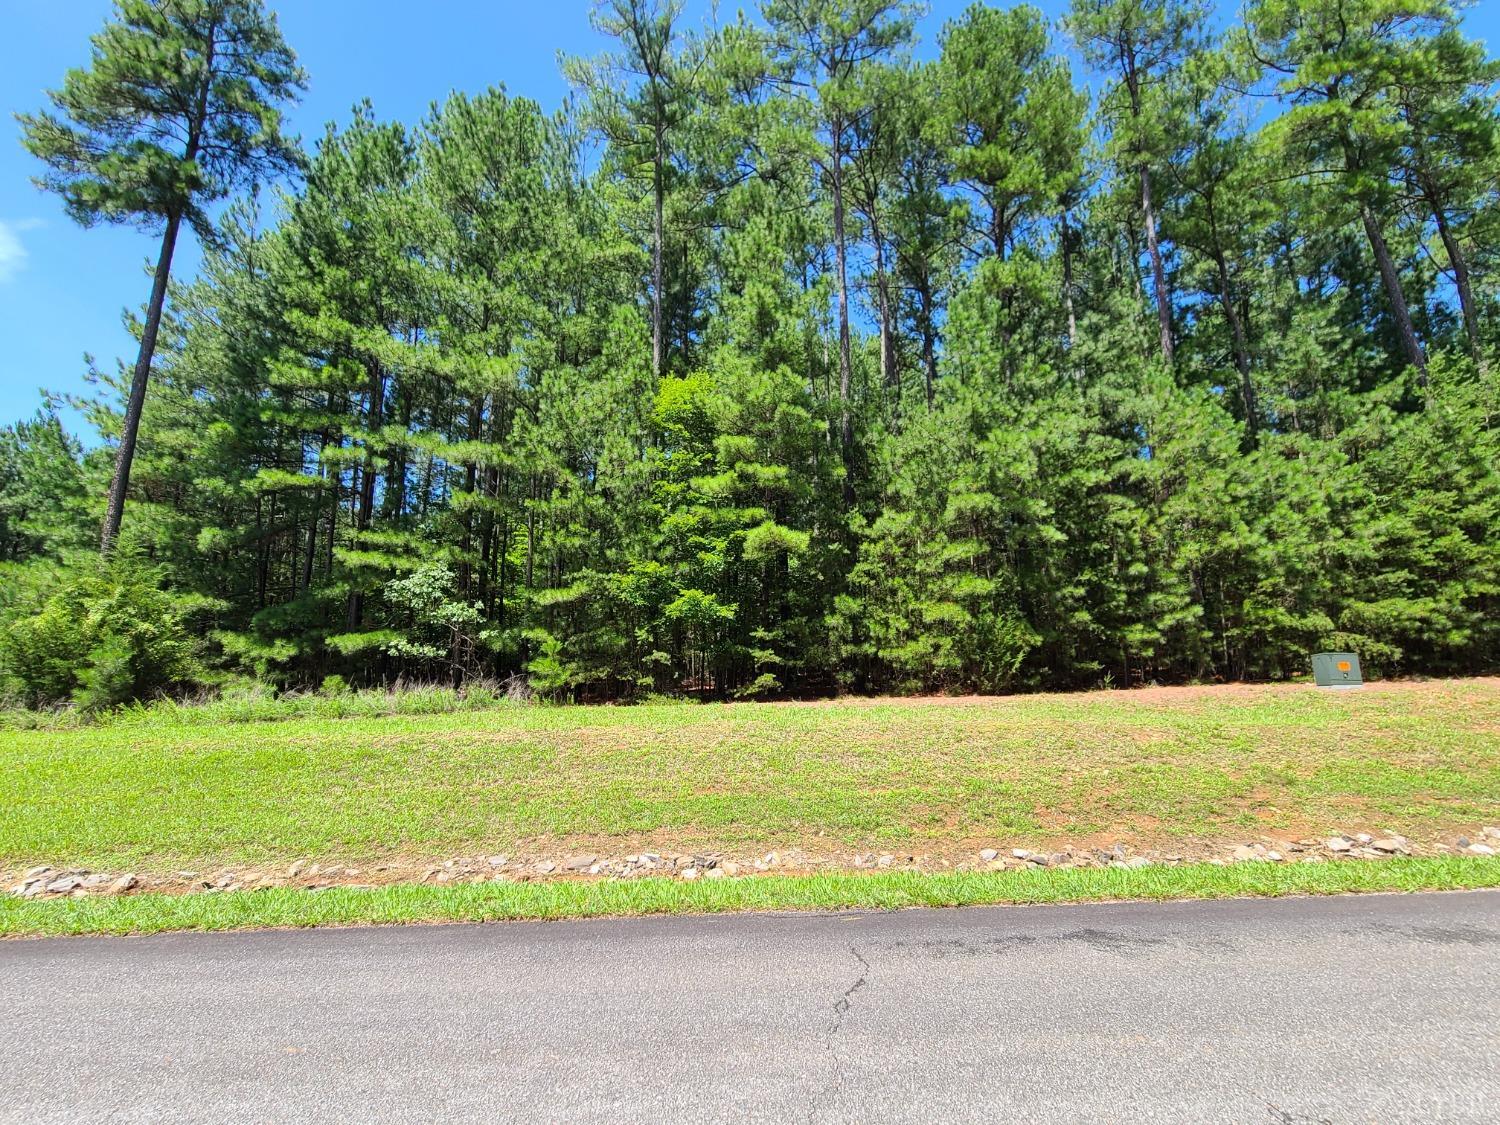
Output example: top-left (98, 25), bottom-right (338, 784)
top-left (1337, 661), bottom-right (1351, 672)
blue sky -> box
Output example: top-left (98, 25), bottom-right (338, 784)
top-left (1, 1), bottom-right (1494, 436)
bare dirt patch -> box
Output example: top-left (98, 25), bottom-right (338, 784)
top-left (12, 824), bottom-right (1500, 904)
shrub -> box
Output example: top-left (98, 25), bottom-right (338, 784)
top-left (0, 556), bottom-right (210, 711)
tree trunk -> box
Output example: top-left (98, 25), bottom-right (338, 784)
top-left (525, 474), bottom-right (536, 588)
top-left (459, 398), bottom-right (482, 597)
top-left (257, 494), bottom-right (274, 609)
top-left (921, 280), bottom-right (938, 410)
top-left (830, 146), bottom-right (854, 506)
top-left (1061, 209), bottom-right (1078, 351)
top-left (302, 394), bottom-right (337, 594)
top-left (346, 361), bottom-right (384, 628)
top-left (382, 388), bottom-right (411, 520)
top-left (1213, 251), bottom-right (1256, 437)
top-left (356, 364), bottom-right (383, 531)
top-left (100, 210), bottom-right (182, 553)
top-left (495, 512), bottom-right (508, 628)
top-left (990, 196), bottom-right (1008, 262)
top-left (1126, 228), bottom-right (1144, 304)
top-left (1360, 204), bottom-right (1427, 383)
top-left (1139, 165), bottom-right (1173, 366)
top-left (300, 487), bottom-right (320, 595)
top-left (870, 219), bottom-right (895, 395)
top-left (652, 122), bottom-right (665, 379)
top-left (1428, 190), bottom-right (1482, 367)
top-left (479, 394), bottom-right (500, 616)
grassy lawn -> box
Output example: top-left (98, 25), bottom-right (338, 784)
top-left (5, 857), bottom-right (1498, 938)
top-left (4, 678), bottom-right (1499, 878)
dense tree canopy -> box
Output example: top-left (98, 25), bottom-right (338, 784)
top-left (5, 0), bottom-right (1498, 706)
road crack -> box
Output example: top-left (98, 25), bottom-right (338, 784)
top-left (809, 945), bottom-right (871, 1123)
top-left (827, 945), bottom-right (869, 1036)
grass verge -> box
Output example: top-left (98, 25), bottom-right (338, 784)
top-left (5, 857), bottom-right (1498, 938)
top-left (4, 678), bottom-right (1498, 872)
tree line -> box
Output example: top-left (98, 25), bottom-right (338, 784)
top-left (2, 0), bottom-right (1498, 708)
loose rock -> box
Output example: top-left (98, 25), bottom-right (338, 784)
top-left (106, 874), bottom-right (138, 895)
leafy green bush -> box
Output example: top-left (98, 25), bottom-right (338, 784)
top-left (0, 556), bottom-right (212, 711)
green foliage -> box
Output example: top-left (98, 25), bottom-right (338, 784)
top-left (8, 0), bottom-right (1500, 708)
top-left (18, 0), bottom-right (304, 237)
top-left (937, 3), bottom-right (1086, 257)
top-left (0, 408), bottom-right (91, 562)
top-left (0, 557), bottom-right (209, 710)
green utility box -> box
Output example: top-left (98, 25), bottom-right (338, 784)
top-left (1312, 652), bottom-right (1362, 687)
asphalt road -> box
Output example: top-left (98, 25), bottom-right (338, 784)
top-left (4, 891), bottom-right (1498, 1123)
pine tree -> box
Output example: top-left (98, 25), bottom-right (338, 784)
top-left (1068, 0), bottom-right (1208, 367)
top-left (19, 0), bottom-right (304, 553)
top-left (565, 1), bottom-right (704, 380)
top-left (759, 0), bottom-right (920, 504)
top-left (1245, 0), bottom-right (1468, 383)
top-left (0, 408), bottom-right (91, 562)
top-left (7, 0), bottom-right (1499, 707)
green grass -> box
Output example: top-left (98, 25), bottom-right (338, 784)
top-left (4, 678), bottom-right (1499, 875)
top-left (5, 857), bottom-right (1497, 937)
